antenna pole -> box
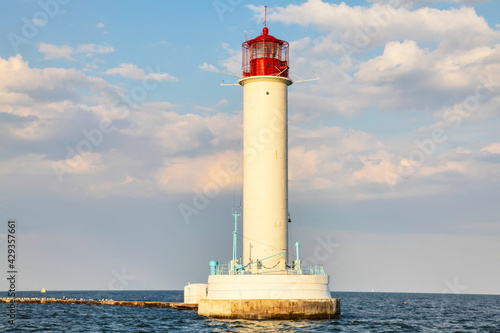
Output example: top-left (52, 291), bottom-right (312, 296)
top-left (232, 210), bottom-right (241, 275)
top-left (264, 5), bottom-right (267, 27)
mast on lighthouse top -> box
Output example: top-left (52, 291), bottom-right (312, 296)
top-left (242, 6), bottom-right (289, 78)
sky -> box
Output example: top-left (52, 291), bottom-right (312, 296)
top-left (0, 0), bottom-right (499, 294)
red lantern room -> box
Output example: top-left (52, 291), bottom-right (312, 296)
top-left (242, 8), bottom-right (289, 78)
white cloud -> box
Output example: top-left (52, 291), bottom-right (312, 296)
top-left (0, 54), bottom-right (118, 104)
top-left (146, 72), bottom-right (179, 82)
top-left (0, 54), bottom-right (122, 145)
top-left (286, 126), bottom-right (405, 199)
top-left (105, 63), bottom-right (146, 80)
top-left (199, 62), bottom-right (219, 73)
top-left (156, 150), bottom-right (241, 193)
top-left (1, 51), bottom-right (499, 203)
top-left (368, 0), bottom-right (489, 7)
top-left (39, 43), bottom-right (114, 61)
top-left (117, 103), bottom-right (240, 154)
top-left (5, 0), bottom-right (500, 204)
top-left (455, 147), bottom-right (473, 154)
top-left (0, 154), bottom-right (54, 176)
top-left (192, 99), bottom-right (230, 114)
top-left (356, 40), bottom-right (426, 82)
top-left (481, 142), bottom-right (500, 154)
top-left (237, 2), bottom-right (500, 117)
top-left (97, 23), bottom-right (105, 28)
top-left (194, 105), bottom-right (216, 112)
top-left (76, 44), bottom-right (114, 55)
top-left (54, 152), bottom-right (103, 175)
top-left (289, 37), bottom-right (311, 53)
top-left (39, 43), bottom-right (75, 61)
top-left (285, 122), bottom-right (500, 200)
top-left (216, 99), bottom-right (229, 107)
top-left (0, 55), bottom-right (196, 196)
top-left (220, 43), bottom-right (241, 74)
top-left (253, 1), bottom-right (499, 54)
top-left (105, 63), bottom-right (179, 82)
top-left (418, 161), bottom-right (467, 177)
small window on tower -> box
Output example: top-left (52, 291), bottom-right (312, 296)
top-left (267, 63), bottom-right (271, 68)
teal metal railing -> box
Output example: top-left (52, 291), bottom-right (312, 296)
top-left (300, 263), bottom-right (325, 275)
top-left (211, 262), bottom-right (325, 276)
top-left (216, 264), bottom-right (230, 275)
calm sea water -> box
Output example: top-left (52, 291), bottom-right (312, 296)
top-left (1, 291), bottom-right (499, 332)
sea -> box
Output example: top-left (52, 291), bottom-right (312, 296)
top-left (0, 291), bottom-right (499, 332)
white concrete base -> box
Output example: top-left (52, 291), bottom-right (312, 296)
top-left (183, 283), bottom-right (208, 304)
top-left (206, 274), bottom-right (331, 300)
top-left (198, 298), bottom-right (340, 319)
top-left (198, 272), bottom-right (340, 319)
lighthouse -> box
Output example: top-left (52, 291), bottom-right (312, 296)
top-left (187, 10), bottom-right (341, 319)
top-left (241, 23), bottom-right (291, 272)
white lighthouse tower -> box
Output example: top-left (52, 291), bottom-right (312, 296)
top-left (241, 23), bottom-right (290, 273)
top-left (190, 11), bottom-right (340, 319)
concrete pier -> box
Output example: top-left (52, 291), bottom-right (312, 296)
top-left (1, 297), bottom-right (340, 320)
top-left (198, 298), bottom-right (340, 320)
top-left (195, 274), bottom-right (341, 319)
top-left (0, 298), bottom-right (197, 310)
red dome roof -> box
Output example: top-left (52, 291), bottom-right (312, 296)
top-left (242, 27), bottom-right (290, 78)
top-left (243, 27), bottom-right (287, 47)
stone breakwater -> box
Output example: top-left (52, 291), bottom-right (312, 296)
top-left (0, 298), bottom-right (197, 310)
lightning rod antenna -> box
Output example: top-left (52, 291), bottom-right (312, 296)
top-left (264, 5), bottom-right (267, 27)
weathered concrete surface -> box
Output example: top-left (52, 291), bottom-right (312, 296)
top-left (0, 298), bottom-right (197, 310)
top-left (206, 274), bottom-right (331, 300)
top-left (198, 298), bottom-right (340, 320)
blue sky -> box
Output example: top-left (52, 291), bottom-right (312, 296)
top-left (1, 0), bottom-right (500, 294)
